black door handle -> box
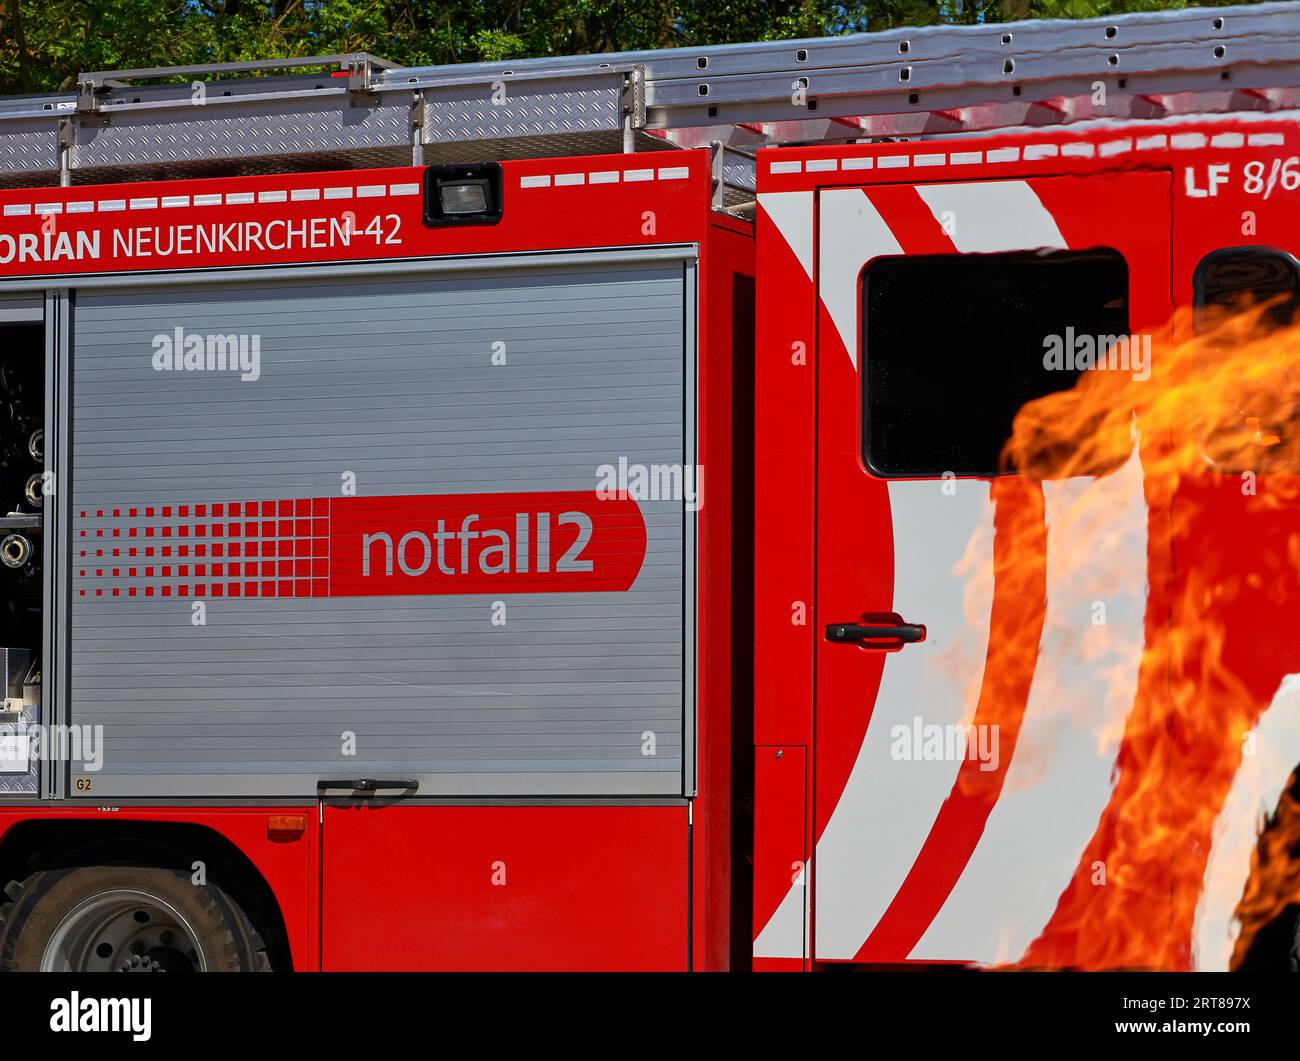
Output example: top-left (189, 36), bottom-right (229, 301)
top-left (825, 622), bottom-right (926, 645)
top-left (317, 777), bottom-right (420, 794)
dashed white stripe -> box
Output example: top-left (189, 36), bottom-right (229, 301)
top-left (658, 166), bottom-right (690, 180)
top-left (589, 171), bottom-right (619, 184)
top-left (519, 175), bottom-right (551, 188)
top-left (554, 172), bottom-right (585, 186)
top-left (761, 125), bottom-right (1287, 177)
top-left (0, 183), bottom-right (444, 216)
top-left (624, 169), bottom-right (654, 182)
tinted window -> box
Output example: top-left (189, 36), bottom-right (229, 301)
top-left (862, 249), bottom-right (1130, 477)
top-left (1195, 248), bottom-right (1300, 333)
top-left (1193, 248), bottom-right (1300, 471)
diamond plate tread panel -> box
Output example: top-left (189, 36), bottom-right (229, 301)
top-left (74, 95), bottom-right (412, 169)
top-left (422, 77), bottom-right (623, 143)
top-left (69, 146), bottom-right (411, 187)
top-left (721, 153), bottom-right (756, 193)
top-left (0, 707), bottom-right (40, 796)
top-left (0, 120), bottom-right (59, 176)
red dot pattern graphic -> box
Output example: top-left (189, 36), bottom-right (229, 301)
top-left (76, 498), bottom-right (330, 600)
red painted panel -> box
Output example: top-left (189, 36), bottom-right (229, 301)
top-left (691, 215), bottom-right (756, 972)
top-left (751, 746), bottom-right (806, 966)
top-left (321, 804), bottom-right (688, 971)
top-left (0, 153), bottom-right (710, 281)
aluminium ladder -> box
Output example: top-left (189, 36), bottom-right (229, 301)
top-left (0, 1), bottom-right (1297, 204)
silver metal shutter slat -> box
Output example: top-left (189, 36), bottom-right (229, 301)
top-left (68, 256), bottom-right (690, 798)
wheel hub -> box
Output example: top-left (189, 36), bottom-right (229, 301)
top-left (41, 888), bottom-right (206, 972)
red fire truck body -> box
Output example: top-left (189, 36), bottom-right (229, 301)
top-left (0, 153), bottom-right (752, 971)
top-left (753, 111), bottom-right (1300, 970)
top-left (0, 4), bottom-right (1299, 973)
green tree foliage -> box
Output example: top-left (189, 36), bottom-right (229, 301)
top-left (0, 0), bottom-right (1258, 94)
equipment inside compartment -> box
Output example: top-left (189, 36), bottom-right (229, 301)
top-left (0, 323), bottom-right (42, 712)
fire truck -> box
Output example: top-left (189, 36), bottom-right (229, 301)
top-left (0, 1), bottom-right (1298, 972)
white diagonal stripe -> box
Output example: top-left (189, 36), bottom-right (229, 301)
top-left (818, 188), bottom-right (903, 370)
top-left (914, 181), bottom-right (1066, 254)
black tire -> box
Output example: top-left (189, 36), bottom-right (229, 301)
top-left (0, 864), bottom-right (270, 972)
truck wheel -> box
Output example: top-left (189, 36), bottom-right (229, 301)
top-left (0, 865), bottom-right (270, 971)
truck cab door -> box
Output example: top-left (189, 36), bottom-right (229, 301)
top-left (812, 171), bottom-right (1172, 965)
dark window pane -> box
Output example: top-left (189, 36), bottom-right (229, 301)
top-left (1193, 248), bottom-right (1300, 471)
top-left (862, 249), bottom-right (1130, 477)
top-left (1195, 248), bottom-right (1300, 332)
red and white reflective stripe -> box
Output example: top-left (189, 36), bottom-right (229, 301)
top-left (911, 450), bottom-right (1147, 962)
top-left (817, 188), bottom-right (901, 371)
top-left (1194, 673), bottom-right (1300, 970)
top-left (815, 481), bottom-right (995, 959)
top-left (913, 181), bottom-right (1066, 254)
top-left (756, 191), bottom-right (813, 280)
top-left (753, 860), bottom-right (808, 960)
top-left (755, 176), bottom-right (1154, 962)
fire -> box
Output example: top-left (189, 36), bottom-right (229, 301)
top-left (965, 298), bottom-right (1300, 969)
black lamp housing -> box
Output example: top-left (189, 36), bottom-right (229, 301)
top-left (422, 163), bottom-right (504, 226)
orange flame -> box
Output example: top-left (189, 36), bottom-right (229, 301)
top-left (967, 298), bottom-right (1300, 969)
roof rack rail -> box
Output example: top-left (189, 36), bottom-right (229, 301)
top-left (0, 2), bottom-right (1295, 193)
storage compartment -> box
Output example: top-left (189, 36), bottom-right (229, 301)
top-left (0, 315), bottom-right (43, 794)
top-left (67, 254), bottom-right (695, 798)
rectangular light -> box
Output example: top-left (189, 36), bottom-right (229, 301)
top-left (423, 163), bottom-right (503, 226)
